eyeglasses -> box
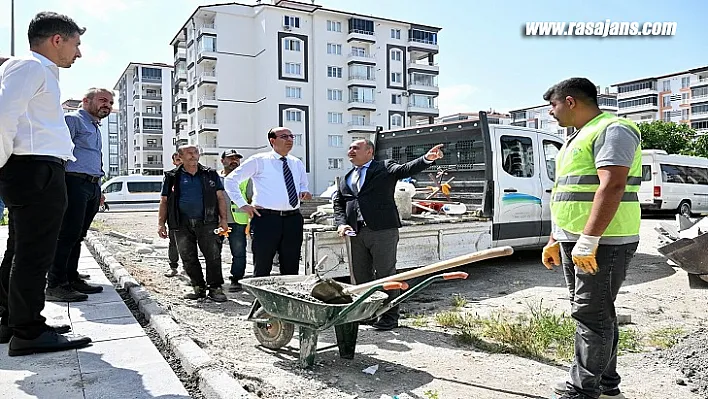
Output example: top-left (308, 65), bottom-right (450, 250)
top-left (277, 134), bottom-right (295, 140)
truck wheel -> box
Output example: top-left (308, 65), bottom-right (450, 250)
top-left (678, 201), bottom-right (692, 217)
top-left (253, 314), bottom-right (295, 349)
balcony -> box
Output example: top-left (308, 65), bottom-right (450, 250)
top-left (408, 29), bottom-right (439, 53)
top-left (133, 92), bottom-right (162, 101)
top-left (198, 47), bottom-right (217, 62)
top-left (346, 121), bottom-right (378, 133)
top-left (347, 74), bottom-right (376, 87)
top-left (198, 71), bottom-right (217, 85)
top-left (138, 111), bottom-right (162, 118)
top-left (347, 98), bottom-right (376, 111)
top-left (198, 94), bottom-right (218, 108)
top-left (691, 77), bottom-right (708, 88)
top-left (347, 29), bottom-right (375, 44)
top-left (176, 70), bottom-right (187, 81)
top-left (135, 144), bottom-right (163, 152)
top-left (199, 146), bottom-right (220, 156)
top-left (617, 103), bottom-right (659, 114)
top-left (199, 118), bottom-right (218, 131)
top-left (174, 50), bottom-right (186, 65)
top-left (347, 51), bottom-right (375, 65)
top-left (407, 103), bottom-right (439, 116)
top-left (198, 23), bottom-right (216, 36)
top-left (691, 111), bottom-right (708, 120)
top-left (176, 112), bottom-right (188, 121)
top-left (616, 88), bottom-right (658, 99)
top-left (407, 61), bottom-right (439, 74)
top-left (140, 76), bottom-right (162, 85)
top-left (408, 74), bottom-right (439, 95)
top-left (691, 94), bottom-right (708, 104)
top-left (142, 161), bottom-right (164, 169)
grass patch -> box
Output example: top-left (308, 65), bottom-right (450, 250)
top-left (423, 390), bottom-right (440, 399)
top-left (618, 328), bottom-right (643, 354)
top-left (90, 219), bottom-right (106, 231)
top-left (451, 294), bottom-right (468, 308)
top-left (648, 327), bottom-right (684, 349)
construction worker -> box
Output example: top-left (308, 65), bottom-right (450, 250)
top-left (541, 78), bottom-right (641, 399)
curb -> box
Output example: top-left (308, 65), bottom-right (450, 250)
top-left (85, 231), bottom-right (254, 399)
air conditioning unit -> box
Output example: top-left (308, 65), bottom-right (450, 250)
top-left (283, 24), bottom-right (292, 31)
top-left (401, 91), bottom-right (410, 97)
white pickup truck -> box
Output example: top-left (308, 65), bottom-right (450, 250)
top-left (301, 111), bottom-right (565, 279)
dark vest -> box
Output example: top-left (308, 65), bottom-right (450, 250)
top-left (163, 164), bottom-right (220, 228)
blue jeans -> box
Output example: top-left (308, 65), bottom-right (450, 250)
top-left (560, 241), bottom-right (638, 399)
top-left (225, 223), bottom-right (247, 282)
top-left (0, 196), bottom-right (5, 221)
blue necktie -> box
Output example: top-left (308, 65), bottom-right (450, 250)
top-left (281, 157), bottom-right (299, 208)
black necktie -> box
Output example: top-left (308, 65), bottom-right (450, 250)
top-left (351, 166), bottom-right (361, 195)
top-left (281, 157), bottom-right (299, 208)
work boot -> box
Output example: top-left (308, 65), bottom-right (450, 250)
top-left (46, 285), bottom-right (88, 302)
top-left (164, 268), bottom-right (178, 277)
top-left (184, 286), bottom-right (206, 300)
top-left (553, 380), bottom-right (625, 399)
top-left (71, 279), bottom-right (103, 294)
top-left (0, 324), bottom-right (72, 344)
top-left (208, 287), bottom-right (227, 302)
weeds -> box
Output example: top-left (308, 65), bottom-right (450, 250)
top-left (423, 390), bottom-right (440, 399)
top-left (618, 328), bottom-right (643, 354)
top-left (648, 327), bottom-right (684, 349)
top-left (451, 294), bottom-right (468, 308)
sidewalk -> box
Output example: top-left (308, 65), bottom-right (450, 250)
top-left (0, 226), bottom-right (191, 399)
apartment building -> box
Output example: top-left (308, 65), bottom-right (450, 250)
top-left (169, 0), bottom-right (441, 193)
top-left (509, 87), bottom-right (618, 137)
top-left (612, 66), bottom-right (708, 134)
top-left (113, 63), bottom-right (176, 176)
top-left (61, 99), bottom-right (121, 179)
top-left (435, 111), bottom-right (512, 125)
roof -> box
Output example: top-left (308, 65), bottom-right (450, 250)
top-left (169, 1), bottom-right (442, 46)
top-left (612, 65), bottom-right (708, 86)
top-left (113, 62), bottom-right (174, 90)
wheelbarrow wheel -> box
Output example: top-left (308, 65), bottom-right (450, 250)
top-left (253, 314), bottom-right (295, 350)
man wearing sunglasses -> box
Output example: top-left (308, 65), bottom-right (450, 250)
top-left (224, 127), bottom-right (311, 277)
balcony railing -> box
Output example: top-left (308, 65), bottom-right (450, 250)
top-left (348, 74), bottom-right (375, 81)
top-left (348, 98), bottom-right (375, 105)
top-left (348, 29), bottom-right (374, 36)
top-left (348, 51), bottom-right (374, 59)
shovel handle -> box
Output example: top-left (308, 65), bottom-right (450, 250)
top-left (442, 272), bottom-right (468, 280)
top-left (382, 282), bottom-right (408, 291)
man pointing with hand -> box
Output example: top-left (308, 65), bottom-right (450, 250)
top-left (333, 140), bottom-right (443, 330)
top-left (541, 78), bottom-right (641, 399)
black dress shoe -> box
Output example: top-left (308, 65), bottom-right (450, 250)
top-left (372, 318), bottom-right (399, 331)
top-left (71, 279), bottom-right (103, 294)
top-left (8, 330), bottom-right (91, 356)
top-left (0, 324), bottom-right (72, 344)
top-left (78, 273), bottom-right (90, 279)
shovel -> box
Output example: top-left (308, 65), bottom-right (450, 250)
top-left (311, 246), bottom-right (514, 304)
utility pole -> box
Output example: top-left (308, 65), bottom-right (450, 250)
top-left (10, 0), bottom-right (15, 56)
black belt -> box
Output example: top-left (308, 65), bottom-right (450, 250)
top-left (66, 172), bottom-right (101, 184)
top-left (10, 154), bottom-right (66, 167)
top-left (258, 208), bottom-right (300, 217)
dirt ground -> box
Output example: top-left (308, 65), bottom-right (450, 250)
top-left (91, 210), bottom-right (708, 399)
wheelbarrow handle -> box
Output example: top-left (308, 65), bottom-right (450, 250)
top-left (373, 272), bottom-right (467, 320)
top-left (442, 272), bottom-right (468, 280)
top-left (382, 281), bottom-right (409, 291)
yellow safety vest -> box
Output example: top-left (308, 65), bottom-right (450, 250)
top-left (230, 179), bottom-right (250, 225)
top-left (551, 112), bottom-right (642, 237)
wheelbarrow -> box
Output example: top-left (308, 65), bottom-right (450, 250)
top-left (240, 271), bottom-right (468, 368)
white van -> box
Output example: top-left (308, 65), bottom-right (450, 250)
top-left (639, 149), bottom-right (708, 216)
top-left (100, 175), bottom-right (164, 212)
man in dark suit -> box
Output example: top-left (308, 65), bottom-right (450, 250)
top-left (333, 139), bottom-right (443, 330)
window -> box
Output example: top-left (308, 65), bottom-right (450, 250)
top-left (327, 20), bottom-right (341, 32)
top-left (642, 165), bottom-right (652, 182)
top-left (682, 92), bottom-right (690, 104)
top-left (682, 76), bottom-right (691, 88)
top-left (328, 135), bottom-right (343, 147)
top-left (286, 86), bottom-right (302, 99)
top-left (391, 114), bottom-right (403, 127)
top-left (391, 72), bottom-right (402, 83)
top-left (284, 39), bottom-right (301, 51)
top-left (284, 62), bottom-right (301, 75)
top-left (660, 164), bottom-right (708, 184)
top-left (143, 119), bottom-right (162, 130)
top-left (327, 66), bottom-right (342, 78)
top-left (391, 94), bottom-right (401, 104)
top-left (141, 67), bottom-right (161, 81)
top-left (682, 109), bottom-right (689, 120)
top-left (349, 64), bottom-right (375, 80)
top-left (390, 50), bottom-right (401, 61)
top-left (542, 140), bottom-right (561, 181)
top-left (328, 158), bottom-right (344, 169)
top-left (327, 43), bottom-right (342, 55)
top-left (349, 18), bottom-right (374, 35)
top-left (103, 182), bottom-right (122, 193)
top-left (127, 182), bottom-right (162, 193)
top-left (662, 80), bottom-right (671, 91)
top-left (349, 87), bottom-right (375, 103)
top-left (501, 136), bottom-right (534, 178)
top-left (351, 114), bottom-right (366, 125)
top-left (294, 134), bottom-right (303, 146)
top-left (410, 94), bottom-right (436, 108)
top-left (109, 155), bottom-right (118, 165)
top-left (286, 110), bottom-right (302, 122)
top-left (618, 96), bottom-right (658, 109)
top-left (408, 28), bottom-right (437, 45)
top-left (327, 89), bottom-right (343, 101)
top-left (327, 112), bottom-right (343, 124)
top-left (351, 46), bottom-right (366, 57)
top-left (284, 16), bottom-right (300, 28)
top-left (390, 29), bottom-right (401, 39)
top-left (617, 81), bottom-right (656, 93)
top-left (663, 111), bottom-right (671, 121)
top-left (663, 95), bottom-right (671, 107)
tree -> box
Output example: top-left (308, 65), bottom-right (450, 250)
top-left (637, 120), bottom-right (699, 156)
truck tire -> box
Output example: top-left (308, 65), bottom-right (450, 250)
top-left (678, 201), bottom-right (692, 217)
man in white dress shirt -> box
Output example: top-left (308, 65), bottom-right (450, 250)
top-left (224, 127), bottom-right (311, 277)
top-left (0, 12), bottom-right (92, 356)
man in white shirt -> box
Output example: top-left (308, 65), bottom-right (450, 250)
top-left (224, 127), bottom-right (311, 277)
top-left (0, 12), bottom-right (92, 356)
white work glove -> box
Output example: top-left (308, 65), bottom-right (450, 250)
top-left (571, 234), bottom-right (601, 275)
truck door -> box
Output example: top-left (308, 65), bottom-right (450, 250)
top-left (493, 129), bottom-right (543, 248)
top-left (540, 138), bottom-right (563, 242)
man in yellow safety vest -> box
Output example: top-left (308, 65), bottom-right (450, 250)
top-left (541, 78), bottom-right (641, 399)
top-left (219, 150), bottom-right (252, 292)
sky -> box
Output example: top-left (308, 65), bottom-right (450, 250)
top-left (0, 0), bottom-right (707, 115)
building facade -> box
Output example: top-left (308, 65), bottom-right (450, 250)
top-left (509, 87), bottom-right (618, 137)
top-left (113, 63), bottom-right (176, 176)
top-left (62, 99), bottom-right (120, 179)
top-left (612, 66), bottom-right (708, 134)
top-left (435, 111), bottom-right (512, 125)
top-left (169, 0), bottom-right (441, 193)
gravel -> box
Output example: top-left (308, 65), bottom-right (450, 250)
top-left (657, 328), bottom-right (708, 396)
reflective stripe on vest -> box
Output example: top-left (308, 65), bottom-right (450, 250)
top-left (550, 112), bottom-right (642, 237)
